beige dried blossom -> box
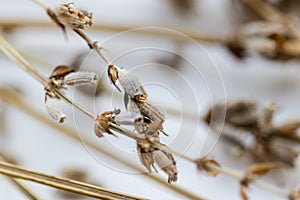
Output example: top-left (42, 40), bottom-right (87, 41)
top-left (54, 2), bottom-right (92, 30)
top-left (45, 94), bottom-right (67, 123)
top-left (63, 71), bottom-right (98, 86)
top-left (195, 157), bottom-right (221, 177)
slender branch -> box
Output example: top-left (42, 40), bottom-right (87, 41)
top-left (0, 88), bottom-right (207, 200)
top-left (0, 160), bottom-right (147, 200)
top-left (0, 155), bottom-right (41, 200)
top-left (0, 21), bottom-right (222, 44)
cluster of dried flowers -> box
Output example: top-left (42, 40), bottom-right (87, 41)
top-left (205, 99), bottom-right (300, 166)
top-left (45, 65), bottom-right (98, 123)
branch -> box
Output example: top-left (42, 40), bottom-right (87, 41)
top-left (0, 88), bottom-right (207, 200)
top-left (0, 160), bottom-right (147, 200)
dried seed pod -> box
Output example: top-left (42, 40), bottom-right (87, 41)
top-left (54, 2), bottom-right (92, 30)
top-left (63, 71), bottom-right (98, 86)
top-left (195, 157), bottom-right (221, 177)
top-left (45, 94), bottom-right (67, 123)
top-left (152, 149), bottom-right (178, 183)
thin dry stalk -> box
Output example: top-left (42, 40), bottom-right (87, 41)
top-left (0, 155), bottom-right (41, 200)
top-left (0, 21), bottom-right (221, 44)
top-left (0, 160), bottom-right (147, 200)
top-left (0, 88), bottom-right (206, 200)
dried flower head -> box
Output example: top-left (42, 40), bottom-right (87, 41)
top-left (94, 109), bottom-right (121, 138)
top-left (45, 94), bottom-right (67, 123)
top-left (137, 140), bottom-right (178, 184)
top-left (195, 157), bottom-right (221, 177)
top-left (289, 189), bottom-right (300, 200)
top-left (54, 2), bottom-right (92, 30)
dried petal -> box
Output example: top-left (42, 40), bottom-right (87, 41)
top-left (137, 144), bottom-right (154, 172)
top-left (247, 162), bottom-right (281, 176)
top-left (108, 65), bottom-right (121, 92)
top-left (152, 150), bottom-right (178, 183)
top-left (54, 2), bottom-right (92, 30)
top-left (63, 72), bottom-right (98, 86)
top-left (94, 123), bottom-right (105, 138)
top-left (50, 65), bottom-right (75, 80)
top-left (195, 157), bottom-right (221, 177)
top-left (45, 94), bottom-right (67, 123)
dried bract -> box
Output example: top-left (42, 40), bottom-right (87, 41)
top-left (63, 71), bottom-right (98, 86)
top-left (54, 2), bottom-right (92, 30)
top-left (114, 112), bottom-right (144, 126)
top-left (153, 150), bottom-right (177, 183)
top-left (45, 94), bottom-right (67, 123)
top-left (94, 110), bottom-right (120, 137)
top-left (195, 157), bottom-right (221, 177)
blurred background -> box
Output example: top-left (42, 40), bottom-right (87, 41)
top-left (0, 0), bottom-right (300, 199)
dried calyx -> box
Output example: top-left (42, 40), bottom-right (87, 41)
top-left (205, 99), bottom-right (300, 166)
top-left (45, 65), bottom-right (98, 123)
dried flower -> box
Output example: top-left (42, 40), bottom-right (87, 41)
top-left (205, 99), bottom-right (300, 165)
top-left (63, 71), bottom-right (98, 86)
top-left (53, 2), bottom-right (92, 30)
top-left (195, 157), bottom-right (221, 177)
top-left (226, 21), bottom-right (296, 59)
top-left (45, 94), bottom-right (67, 123)
top-left (114, 112), bottom-right (144, 126)
top-left (94, 110), bottom-right (121, 137)
top-left (137, 140), bottom-right (178, 184)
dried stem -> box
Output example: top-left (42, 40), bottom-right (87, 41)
top-left (170, 150), bottom-right (288, 198)
top-left (0, 155), bottom-right (41, 200)
top-left (0, 21), bottom-right (221, 44)
top-left (0, 160), bottom-right (147, 200)
top-left (0, 88), bottom-right (206, 200)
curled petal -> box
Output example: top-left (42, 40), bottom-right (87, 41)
top-left (54, 2), bottom-right (92, 30)
top-left (63, 72), bottom-right (98, 86)
top-left (45, 95), bottom-right (67, 123)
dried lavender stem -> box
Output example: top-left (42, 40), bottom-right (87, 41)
top-left (0, 160), bottom-right (147, 200)
top-left (0, 21), bottom-right (221, 44)
top-left (0, 155), bottom-right (41, 200)
top-left (0, 34), bottom-right (96, 120)
top-left (170, 150), bottom-right (288, 198)
top-left (242, 0), bottom-right (285, 23)
top-left (0, 88), bottom-right (207, 200)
